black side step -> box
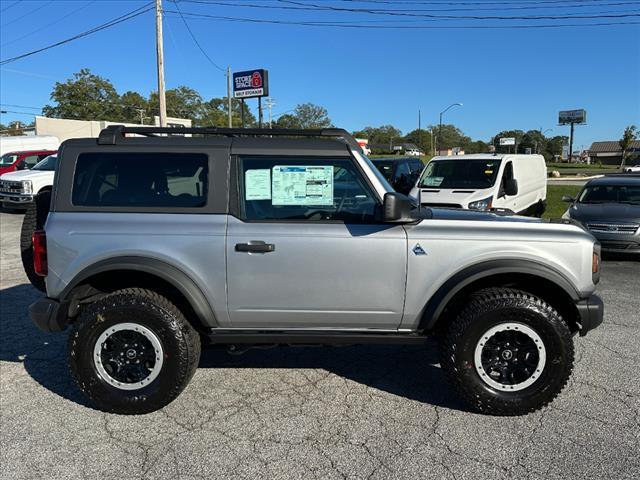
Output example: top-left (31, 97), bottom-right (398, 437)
top-left (203, 330), bottom-right (429, 346)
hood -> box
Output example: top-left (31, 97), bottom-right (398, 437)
top-left (426, 207), bottom-right (541, 224)
top-left (409, 186), bottom-right (493, 208)
top-left (0, 169), bottom-right (53, 182)
top-left (567, 202), bottom-right (640, 224)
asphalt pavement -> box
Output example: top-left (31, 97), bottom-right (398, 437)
top-left (1, 210), bottom-right (639, 480)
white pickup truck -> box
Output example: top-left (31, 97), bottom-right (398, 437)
top-left (0, 154), bottom-right (56, 209)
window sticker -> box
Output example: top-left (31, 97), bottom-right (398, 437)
top-left (272, 165), bottom-right (334, 205)
top-left (423, 176), bottom-right (444, 187)
top-left (245, 169), bottom-right (271, 200)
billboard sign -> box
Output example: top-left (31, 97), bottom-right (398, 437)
top-left (559, 109), bottom-right (586, 125)
top-left (233, 69), bottom-right (269, 99)
top-left (499, 137), bottom-right (516, 146)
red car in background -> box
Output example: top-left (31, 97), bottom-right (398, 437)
top-left (0, 150), bottom-right (57, 175)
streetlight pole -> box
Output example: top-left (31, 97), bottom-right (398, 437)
top-left (438, 102), bottom-right (462, 155)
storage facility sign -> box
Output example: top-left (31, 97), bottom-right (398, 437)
top-left (559, 109), bottom-right (587, 125)
top-left (233, 69), bottom-right (269, 99)
top-left (499, 137), bottom-right (516, 146)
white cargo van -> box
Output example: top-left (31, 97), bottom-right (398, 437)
top-left (409, 154), bottom-right (547, 216)
top-left (0, 135), bottom-right (60, 156)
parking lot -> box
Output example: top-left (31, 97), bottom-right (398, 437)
top-left (1, 209), bottom-right (638, 480)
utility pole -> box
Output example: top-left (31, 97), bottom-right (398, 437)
top-left (155, 0), bottom-right (167, 127)
top-left (227, 66), bottom-right (232, 127)
top-left (258, 97), bottom-right (263, 128)
top-left (265, 98), bottom-right (275, 128)
top-left (137, 108), bottom-right (145, 125)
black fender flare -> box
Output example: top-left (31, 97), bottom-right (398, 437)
top-left (419, 259), bottom-right (582, 330)
top-left (60, 256), bottom-right (217, 327)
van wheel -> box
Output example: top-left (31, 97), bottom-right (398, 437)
top-left (68, 288), bottom-right (201, 414)
top-left (20, 191), bottom-right (51, 292)
top-left (438, 288), bottom-right (574, 416)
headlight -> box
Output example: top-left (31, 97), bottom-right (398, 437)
top-left (468, 196), bottom-right (493, 210)
top-left (592, 242), bottom-right (601, 284)
top-left (22, 180), bottom-right (32, 194)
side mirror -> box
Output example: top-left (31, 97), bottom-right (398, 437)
top-left (561, 195), bottom-right (575, 203)
top-left (383, 192), bottom-right (413, 223)
top-left (16, 162), bottom-right (26, 170)
top-left (504, 178), bottom-right (518, 196)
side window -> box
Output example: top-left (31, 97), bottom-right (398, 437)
top-left (72, 153), bottom-right (208, 208)
top-left (499, 161), bottom-right (514, 197)
top-left (411, 160), bottom-right (424, 173)
top-left (239, 156), bottom-right (379, 223)
top-left (21, 155), bottom-right (40, 169)
top-left (394, 161), bottom-right (411, 180)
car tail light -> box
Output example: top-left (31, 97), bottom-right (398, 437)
top-left (32, 230), bottom-right (47, 276)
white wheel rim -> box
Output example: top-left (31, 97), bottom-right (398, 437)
top-left (473, 322), bottom-right (546, 392)
top-left (93, 322), bottom-right (164, 391)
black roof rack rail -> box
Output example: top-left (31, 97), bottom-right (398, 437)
top-left (97, 125), bottom-right (363, 152)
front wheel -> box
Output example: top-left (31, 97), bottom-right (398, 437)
top-left (68, 288), bottom-right (201, 414)
top-left (439, 288), bottom-right (574, 416)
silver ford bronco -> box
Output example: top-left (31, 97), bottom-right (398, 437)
top-left (28, 126), bottom-right (603, 415)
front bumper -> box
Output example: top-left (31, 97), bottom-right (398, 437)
top-left (29, 297), bottom-right (69, 332)
top-left (575, 294), bottom-right (604, 336)
top-left (0, 192), bottom-right (34, 205)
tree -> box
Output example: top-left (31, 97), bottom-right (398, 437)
top-left (465, 140), bottom-right (490, 154)
top-left (148, 86), bottom-right (204, 122)
top-left (354, 125), bottom-right (402, 152)
top-left (544, 135), bottom-right (568, 161)
top-left (198, 97), bottom-right (256, 127)
top-left (434, 124), bottom-right (471, 151)
top-left (491, 130), bottom-right (525, 154)
top-left (119, 91), bottom-right (149, 124)
top-left (403, 129), bottom-right (432, 154)
top-left (274, 103), bottom-right (332, 129)
top-left (520, 130), bottom-right (547, 156)
top-left (42, 69), bottom-right (121, 121)
top-left (619, 125), bottom-right (638, 168)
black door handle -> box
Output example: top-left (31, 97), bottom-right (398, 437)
top-left (235, 242), bottom-right (275, 253)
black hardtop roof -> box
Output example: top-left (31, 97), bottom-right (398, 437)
top-left (587, 174), bottom-right (640, 187)
top-left (93, 125), bottom-right (362, 152)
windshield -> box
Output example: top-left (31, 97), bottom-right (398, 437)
top-left (32, 155), bottom-right (57, 171)
top-left (418, 159), bottom-right (502, 189)
top-left (0, 153), bottom-right (19, 166)
top-left (371, 160), bottom-right (395, 182)
top-left (578, 185), bottom-right (640, 204)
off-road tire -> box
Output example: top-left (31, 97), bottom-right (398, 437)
top-left (68, 288), bottom-right (201, 414)
top-left (439, 287), bottom-right (574, 416)
top-left (20, 190), bottom-right (51, 292)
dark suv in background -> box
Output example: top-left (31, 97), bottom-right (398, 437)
top-left (562, 175), bottom-right (640, 254)
top-left (371, 157), bottom-right (424, 195)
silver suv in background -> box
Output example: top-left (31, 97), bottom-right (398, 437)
top-left (562, 175), bottom-right (640, 254)
top-left (28, 126), bottom-right (603, 415)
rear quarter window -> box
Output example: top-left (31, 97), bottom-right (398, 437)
top-left (72, 153), bottom-right (208, 208)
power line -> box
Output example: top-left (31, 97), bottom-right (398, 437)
top-left (0, 3), bottom-right (154, 66)
top-left (169, 0), bottom-right (226, 73)
top-left (166, 9), bottom-right (640, 28)
top-left (1, 1), bottom-right (21, 13)
top-left (182, 0), bottom-right (640, 14)
top-left (278, 0), bottom-right (640, 20)
top-left (1, 0), bottom-right (54, 28)
top-left (1, 1), bottom-right (96, 49)
top-left (0, 103), bottom-right (42, 110)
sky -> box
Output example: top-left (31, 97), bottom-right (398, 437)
top-left (1, 0), bottom-right (639, 149)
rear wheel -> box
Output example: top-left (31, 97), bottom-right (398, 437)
top-left (439, 288), bottom-right (574, 415)
top-left (20, 191), bottom-right (50, 292)
top-left (68, 288), bottom-right (201, 414)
